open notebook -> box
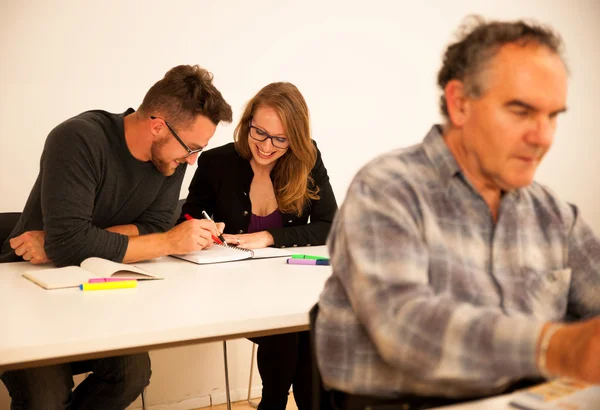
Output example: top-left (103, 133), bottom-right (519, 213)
top-left (23, 257), bottom-right (164, 290)
top-left (172, 243), bottom-right (292, 265)
top-left (509, 378), bottom-right (600, 410)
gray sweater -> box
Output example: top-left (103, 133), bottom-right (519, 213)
top-left (0, 109), bottom-right (185, 266)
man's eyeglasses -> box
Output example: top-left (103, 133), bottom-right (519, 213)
top-left (249, 125), bottom-right (289, 149)
top-left (150, 116), bottom-right (203, 158)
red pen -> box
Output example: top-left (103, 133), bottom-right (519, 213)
top-left (184, 213), bottom-right (224, 245)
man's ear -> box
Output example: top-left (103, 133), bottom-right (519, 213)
top-left (149, 116), bottom-right (164, 139)
top-left (445, 80), bottom-right (469, 127)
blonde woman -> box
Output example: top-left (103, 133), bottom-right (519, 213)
top-left (181, 82), bottom-right (337, 410)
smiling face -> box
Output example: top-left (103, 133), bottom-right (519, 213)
top-left (247, 105), bottom-right (289, 169)
top-left (451, 43), bottom-right (568, 191)
top-left (150, 115), bottom-right (216, 176)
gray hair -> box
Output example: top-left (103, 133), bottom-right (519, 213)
top-left (437, 16), bottom-right (566, 120)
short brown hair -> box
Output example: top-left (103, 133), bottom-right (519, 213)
top-left (437, 16), bottom-right (566, 120)
top-left (138, 65), bottom-right (232, 127)
top-left (234, 82), bottom-right (319, 216)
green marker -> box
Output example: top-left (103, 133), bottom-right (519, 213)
top-left (291, 254), bottom-right (328, 260)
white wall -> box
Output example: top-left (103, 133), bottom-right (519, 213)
top-left (1, 0), bottom-right (599, 408)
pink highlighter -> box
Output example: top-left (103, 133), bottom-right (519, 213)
top-left (286, 258), bottom-right (330, 266)
top-left (88, 278), bottom-right (137, 283)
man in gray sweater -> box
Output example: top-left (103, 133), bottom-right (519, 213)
top-left (0, 65), bottom-right (232, 410)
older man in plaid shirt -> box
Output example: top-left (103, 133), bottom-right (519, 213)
top-left (316, 17), bottom-right (600, 410)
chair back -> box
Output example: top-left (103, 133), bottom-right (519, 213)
top-left (310, 303), bottom-right (334, 410)
top-left (0, 212), bottom-right (21, 246)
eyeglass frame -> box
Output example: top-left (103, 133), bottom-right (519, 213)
top-left (249, 124), bottom-right (289, 149)
top-left (150, 116), bottom-right (203, 158)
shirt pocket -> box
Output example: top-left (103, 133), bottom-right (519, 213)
top-left (522, 267), bottom-right (571, 320)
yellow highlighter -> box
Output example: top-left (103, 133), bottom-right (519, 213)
top-left (80, 280), bottom-right (137, 291)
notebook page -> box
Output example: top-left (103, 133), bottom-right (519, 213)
top-left (251, 247), bottom-right (293, 259)
top-left (172, 244), bottom-right (253, 264)
top-left (23, 266), bottom-right (96, 290)
top-left (80, 257), bottom-right (163, 279)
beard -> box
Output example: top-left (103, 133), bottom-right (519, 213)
top-left (150, 138), bottom-right (179, 176)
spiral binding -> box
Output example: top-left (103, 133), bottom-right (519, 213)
top-left (215, 242), bottom-right (253, 254)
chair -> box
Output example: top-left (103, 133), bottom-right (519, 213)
top-left (247, 342), bottom-right (259, 408)
top-left (224, 340), bottom-right (260, 410)
top-left (309, 304), bottom-right (333, 410)
top-left (222, 340), bottom-right (258, 410)
top-left (0, 212), bottom-right (21, 250)
top-left (0, 212), bottom-right (20, 375)
top-left (223, 341), bottom-right (233, 410)
top-left (141, 389), bottom-right (148, 409)
top-left (244, 309), bottom-right (323, 410)
top-left (242, 307), bottom-right (328, 410)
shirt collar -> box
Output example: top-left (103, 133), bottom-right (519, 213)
top-left (421, 124), bottom-right (523, 201)
top-left (422, 124), bottom-right (461, 185)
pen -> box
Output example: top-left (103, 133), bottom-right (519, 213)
top-left (80, 280), bottom-right (137, 291)
top-left (88, 278), bottom-right (137, 283)
top-left (291, 254), bottom-right (329, 260)
top-left (199, 211), bottom-right (228, 245)
top-left (286, 258), bottom-right (330, 266)
top-left (184, 213), bottom-right (226, 245)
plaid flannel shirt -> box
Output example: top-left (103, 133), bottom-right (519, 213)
top-left (316, 125), bottom-right (600, 398)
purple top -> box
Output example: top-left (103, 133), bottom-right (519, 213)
top-left (248, 209), bottom-right (283, 233)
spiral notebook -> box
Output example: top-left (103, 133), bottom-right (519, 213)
top-left (171, 243), bottom-right (292, 265)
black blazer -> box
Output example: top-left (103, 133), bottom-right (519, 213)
top-left (180, 142), bottom-right (337, 248)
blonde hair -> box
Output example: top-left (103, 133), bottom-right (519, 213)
top-left (234, 82), bottom-right (319, 216)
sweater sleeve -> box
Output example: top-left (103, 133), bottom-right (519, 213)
top-left (41, 123), bottom-right (129, 267)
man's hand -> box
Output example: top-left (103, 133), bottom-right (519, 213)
top-left (545, 317), bottom-right (600, 383)
top-left (166, 219), bottom-right (225, 254)
top-left (9, 231), bottom-right (51, 264)
top-left (222, 231), bottom-right (274, 249)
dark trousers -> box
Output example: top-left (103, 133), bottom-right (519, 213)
top-left (326, 390), bottom-right (461, 410)
top-left (326, 378), bottom-right (544, 410)
top-left (250, 331), bottom-right (312, 410)
top-left (1, 353), bottom-right (151, 410)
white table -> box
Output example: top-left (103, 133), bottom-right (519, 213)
top-left (0, 246), bottom-right (330, 372)
top-left (0, 247), bottom-right (545, 410)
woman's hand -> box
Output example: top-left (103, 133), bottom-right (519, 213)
top-left (222, 231), bottom-right (274, 249)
